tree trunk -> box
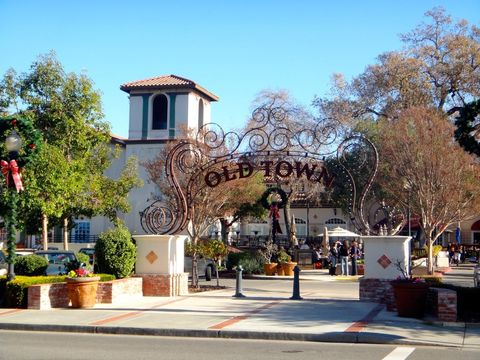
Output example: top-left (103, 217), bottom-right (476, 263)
top-left (191, 254), bottom-right (198, 288)
top-left (215, 263), bottom-right (220, 287)
top-left (219, 218), bottom-right (230, 244)
top-left (427, 238), bottom-right (434, 275)
top-left (63, 218), bottom-right (69, 251)
top-left (42, 214), bottom-right (48, 250)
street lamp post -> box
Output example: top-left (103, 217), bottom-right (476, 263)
top-left (4, 131), bottom-right (22, 281)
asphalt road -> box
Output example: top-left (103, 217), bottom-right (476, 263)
top-left (1, 330), bottom-right (479, 360)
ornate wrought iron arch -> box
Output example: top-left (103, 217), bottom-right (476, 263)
top-left (140, 106), bottom-right (403, 235)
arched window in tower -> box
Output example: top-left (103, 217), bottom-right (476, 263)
top-left (198, 99), bottom-right (204, 129)
top-left (152, 94), bottom-right (168, 130)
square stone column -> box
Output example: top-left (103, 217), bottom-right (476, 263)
top-left (359, 236), bottom-right (411, 305)
top-left (361, 236), bottom-right (411, 279)
top-left (133, 234), bottom-right (188, 296)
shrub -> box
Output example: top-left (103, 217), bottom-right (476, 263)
top-left (226, 252), bottom-right (248, 270)
top-left (276, 250), bottom-right (291, 264)
top-left (423, 245), bottom-right (443, 257)
top-left (238, 256), bottom-right (264, 275)
top-left (14, 255), bottom-right (48, 276)
top-left (95, 224), bottom-right (136, 278)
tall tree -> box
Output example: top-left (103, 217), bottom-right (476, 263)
top-left (0, 52), bottom-right (141, 247)
top-left (379, 106), bottom-right (480, 274)
top-left (314, 7), bottom-right (480, 127)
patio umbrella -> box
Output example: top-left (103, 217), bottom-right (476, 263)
top-left (328, 227), bottom-right (360, 238)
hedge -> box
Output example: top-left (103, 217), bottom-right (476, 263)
top-left (0, 274), bottom-right (116, 308)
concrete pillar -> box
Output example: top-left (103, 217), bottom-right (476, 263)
top-left (133, 234), bottom-right (188, 296)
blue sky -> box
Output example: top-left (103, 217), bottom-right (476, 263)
top-left (1, 0), bottom-right (479, 137)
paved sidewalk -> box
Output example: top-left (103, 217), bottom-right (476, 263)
top-left (0, 271), bottom-right (478, 349)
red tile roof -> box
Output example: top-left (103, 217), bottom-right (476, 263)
top-left (120, 74), bottom-right (219, 101)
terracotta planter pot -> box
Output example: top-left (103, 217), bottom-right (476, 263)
top-left (391, 281), bottom-right (429, 318)
top-left (66, 276), bottom-right (100, 308)
top-left (357, 265), bottom-right (365, 275)
top-left (276, 264), bottom-right (285, 276)
top-left (282, 262), bottom-right (297, 276)
top-left (264, 263), bottom-right (278, 276)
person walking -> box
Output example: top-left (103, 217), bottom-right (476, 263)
top-left (350, 240), bottom-right (360, 276)
top-left (339, 240), bottom-right (349, 276)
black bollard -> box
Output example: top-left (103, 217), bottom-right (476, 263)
top-left (233, 265), bottom-right (246, 298)
top-left (290, 265), bottom-right (303, 300)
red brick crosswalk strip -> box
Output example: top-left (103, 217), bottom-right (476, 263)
top-left (208, 301), bottom-right (280, 330)
top-left (0, 309), bottom-right (23, 316)
top-left (89, 297), bottom-right (187, 326)
top-left (345, 303), bottom-right (384, 332)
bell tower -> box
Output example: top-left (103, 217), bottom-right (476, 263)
top-left (120, 74), bottom-right (219, 140)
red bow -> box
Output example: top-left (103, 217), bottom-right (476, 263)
top-left (1, 159), bottom-right (24, 192)
top-left (269, 204), bottom-right (280, 220)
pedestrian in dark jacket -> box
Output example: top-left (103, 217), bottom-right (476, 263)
top-left (350, 240), bottom-right (360, 276)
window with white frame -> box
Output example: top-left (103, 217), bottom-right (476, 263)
top-left (70, 221), bottom-right (90, 243)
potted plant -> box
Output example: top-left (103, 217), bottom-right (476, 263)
top-left (390, 261), bottom-right (430, 318)
top-left (277, 249), bottom-right (295, 276)
top-left (65, 267), bottom-right (100, 308)
top-left (356, 259), bottom-right (365, 275)
top-left (259, 239), bottom-right (278, 276)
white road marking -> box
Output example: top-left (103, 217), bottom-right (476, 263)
top-left (382, 347), bottom-right (415, 360)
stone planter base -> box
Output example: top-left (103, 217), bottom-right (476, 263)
top-left (66, 277), bottom-right (100, 308)
top-left (137, 273), bottom-right (188, 296)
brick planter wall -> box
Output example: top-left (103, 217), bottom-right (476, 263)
top-left (426, 287), bottom-right (457, 322)
top-left (359, 278), bottom-right (457, 321)
top-left (137, 273), bottom-right (188, 296)
top-left (28, 277), bottom-right (143, 310)
top-left (359, 278), bottom-right (396, 310)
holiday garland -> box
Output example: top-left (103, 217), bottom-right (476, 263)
top-left (0, 115), bottom-right (42, 167)
top-left (454, 100), bottom-right (480, 157)
top-left (1, 116), bottom-right (42, 269)
top-left (260, 187), bottom-right (288, 209)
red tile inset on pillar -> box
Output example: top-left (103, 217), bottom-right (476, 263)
top-left (146, 250), bottom-right (158, 264)
top-left (377, 254), bottom-right (392, 269)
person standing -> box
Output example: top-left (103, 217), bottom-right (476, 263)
top-left (350, 240), bottom-right (360, 276)
top-left (328, 243), bottom-right (338, 275)
top-left (339, 240), bottom-right (349, 276)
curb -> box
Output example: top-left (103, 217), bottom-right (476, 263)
top-left (0, 322), bottom-right (463, 347)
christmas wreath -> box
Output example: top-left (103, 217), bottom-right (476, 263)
top-left (1, 116), bottom-right (42, 192)
top-left (0, 116), bottom-right (42, 167)
top-left (454, 100), bottom-right (480, 157)
top-left (260, 187), bottom-right (288, 209)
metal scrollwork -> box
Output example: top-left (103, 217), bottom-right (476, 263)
top-left (140, 105), bottom-right (392, 235)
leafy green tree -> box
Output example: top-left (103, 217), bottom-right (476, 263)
top-left (200, 239), bottom-right (228, 286)
top-left (0, 52), bottom-right (142, 247)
